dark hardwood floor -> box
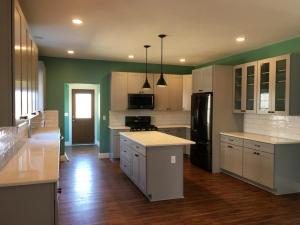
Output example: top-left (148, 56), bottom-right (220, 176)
top-left (58, 146), bottom-right (300, 225)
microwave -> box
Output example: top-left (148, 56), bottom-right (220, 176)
top-left (128, 94), bottom-right (154, 109)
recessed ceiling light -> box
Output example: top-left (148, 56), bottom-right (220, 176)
top-left (236, 36), bottom-right (246, 42)
top-left (67, 50), bottom-right (74, 54)
top-left (179, 58), bottom-right (186, 63)
top-left (128, 55), bottom-right (134, 59)
top-left (72, 18), bottom-right (83, 25)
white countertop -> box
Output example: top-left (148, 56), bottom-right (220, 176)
top-left (220, 132), bottom-right (300, 144)
top-left (109, 124), bottom-right (190, 130)
top-left (0, 128), bottom-right (60, 187)
top-left (120, 131), bottom-right (195, 147)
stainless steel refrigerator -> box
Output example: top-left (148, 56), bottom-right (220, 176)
top-left (190, 92), bottom-right (213, 171)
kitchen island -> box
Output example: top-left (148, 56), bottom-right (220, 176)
top-left (119, 131), bottom-right (195, 201)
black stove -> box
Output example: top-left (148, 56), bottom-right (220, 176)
top-left (125, 116), bottom-right (158, 132)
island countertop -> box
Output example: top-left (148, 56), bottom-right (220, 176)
top-left (0, 128), bottom-right (60, 187)
top-left (119, 131), bottom-right (195, 147)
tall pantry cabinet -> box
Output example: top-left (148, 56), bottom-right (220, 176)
top-left (0, 0), bottom-right (40, 126)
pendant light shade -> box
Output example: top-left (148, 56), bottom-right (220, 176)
top-left (143, 45), bottom-right (151, 89)
top-left (156, 34), bottom-right (167, 87)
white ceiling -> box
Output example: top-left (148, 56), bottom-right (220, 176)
top-left (20, 0), bottom-right (300, 66)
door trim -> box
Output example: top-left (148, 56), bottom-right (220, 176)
top-left (68, 84), bottom-right (100, 146)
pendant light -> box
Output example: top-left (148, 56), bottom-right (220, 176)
top-left (142, 45), bottom-right (151, 89)
top-left (157, 34), bottom-right (167, 87)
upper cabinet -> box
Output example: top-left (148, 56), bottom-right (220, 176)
top-left (233, 54), bottom-right (300, 116)
top-left (14, 0), bottom-right (39, 123)
top-left (192, 66), bottom-right (213, 93)
top-left (111, 72), bottom-right (128, 111)
top-left (257, 54), bottom-right (300, 115)
top-left (182, 75), bottom-right (192, 111)
top-left (233, 62), bottom-right (257, 113)
top-left (110, 72), bottom-right (186, 111)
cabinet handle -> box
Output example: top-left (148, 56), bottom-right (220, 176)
top-left (268, 111), bottom-right (275, 113)
top-left (240, 110), bottom-right (246, 113)
top-left (136, 146), bottom-right (140, 149)
top-left (254, 144), bottom-right (261, 148)
top-left (227, 145), bottom-right (233, 149)
top-left (229, 139), bottom-right (234, 142)
top-left (135, 154), bottom-right (139, 157)
top-left (198, 89), bottom-right (203, 92)
top-left (20, 116), bottom-right (28, 120)
top-left (256, 152), bottom-right (260, 155)
top-left (57, 188), bottom-right (62, 194)
top-left (123, 150), bottom-right (127, 153)
top-left (123, 139), bottom-right (127, 142)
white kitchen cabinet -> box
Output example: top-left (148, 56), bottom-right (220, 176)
top-left (182, 75), bottom-right (192, 111)
top-left (154, 74), bottom-right (183, 111)
top-left (127, 73), bottom-right (154, 94)
top-left (257, 54), bottom-right (300, 115)
top-left (110, 72), bottom-right (128, 111)
top-left (233, 62), bottom-right (257, 113)
top-left (243, 147), bottom-right (274, 188)
top-left (110, 128), bottom-right (130, 159)
top-left (220, 133), bottom-right (300, 194)
top-left (166, 74), bottom-right (183, 110)
top-left (220, 142), bottom-right (243, 176)
top-left (192, 66), bottom-right (213, 93)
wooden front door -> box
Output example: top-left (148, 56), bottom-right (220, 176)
top-left (72, 89), bottom-right (95, 144)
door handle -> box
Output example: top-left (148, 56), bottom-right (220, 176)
top-left (72, 118), bottom-right (76, 122)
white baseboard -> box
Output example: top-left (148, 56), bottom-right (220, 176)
top-left (65, 141), bottom-right (72, 146)
top-left (98, 153), bottom-right (110, 159)
top-left (60, 153), bottom-right (70, 162)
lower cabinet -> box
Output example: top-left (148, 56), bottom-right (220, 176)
top-left (220, 142), bottom-right (243, 176)
top-left (220, 134), bottom-right (300, 194)
top-left (120, 137), bottom-right (147, 195)
top-left (110, 128), bottom-right (130, 159)
top-left (243, 148), bottom-right (274, 188)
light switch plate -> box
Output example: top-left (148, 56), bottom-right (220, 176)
top-left (103, 115), bottom-right (106, 121)
top-left (64, 112), bottom-right (69, 117)
top-left (171, 156), bottom-right (176, 164)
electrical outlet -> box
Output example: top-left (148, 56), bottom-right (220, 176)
top-left (171, 156), bottom-right (176, 164)
top-left (103, 115), bottom-right (106, 121)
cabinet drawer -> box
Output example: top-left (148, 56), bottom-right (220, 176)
top-left (120, 158), bottom-right (131, 177)
top-left (244, 140), bottom-right (274, 154)
top-left (133, 143), bottom-right (146, 156)
top-left (120, 145), bottom-right (131, 161)
top-left (221, 135), bottom-right (243, 146)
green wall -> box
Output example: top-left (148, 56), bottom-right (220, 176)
top-left (196, 36), bottom-right (300, 68)
top-left (41, 56), bottom-right (193, 154)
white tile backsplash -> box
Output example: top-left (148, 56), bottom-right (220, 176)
top-left (244, 114), bottom-right (300, 140)
top-left (109, 110), bottom-right (190, 126)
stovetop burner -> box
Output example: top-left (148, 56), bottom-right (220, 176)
top-left (125, 116), bottom-right (158, 132)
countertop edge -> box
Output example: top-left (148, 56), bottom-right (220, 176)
top-left (220, 132), bottom-right (300, 145)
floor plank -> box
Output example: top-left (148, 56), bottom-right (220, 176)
top-left (58, 146), bottom-right (300, 225)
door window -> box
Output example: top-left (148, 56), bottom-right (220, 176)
top-left (75, 93), bottom-right (92, 119)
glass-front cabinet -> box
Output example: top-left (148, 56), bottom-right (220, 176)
top-left (257, 55), bottom-right (290, 115)
top-left (233, 62), bottom-right (257, 113)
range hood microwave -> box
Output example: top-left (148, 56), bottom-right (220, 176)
top-left (128, 94), bottom-right (154, 109)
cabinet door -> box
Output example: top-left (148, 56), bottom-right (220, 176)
top-left (257, 59), bottom-right (272, 114)
top-left (259, 151), bottom-right (274, 188)
top-left (127, 72), bottom-right (143, 94)
top-left (182, 75), bottom-right (192, 111)
top-left (220, 143), bottom-right (230, 171)
top-left (192, 67), bottom-right (213, 93)
top-left (230, 145), bottom-right (243, 176)
top-left (132, 151), bottom-right (140, 185)
top-left (272, 55), bottom-right (290, 115)
top-left (27, 36), bottom-right (32, 114)
top-left (21, 19), bottom-right (28, 116)
top-left (167, 75), bottom-right (183, 110)
top-left (110, 72), bottom-right (128, 111)
top-left (139, 155), bottom-right (146, 193)
top-left (14, 6), bottom-right (22, 121)
top-left (154, 74), bottom-right (169, 110)
top-left (243, 148), bottom-right (260, 183)
top-left (233, 66), bottom-right (243, 112)
top-left (245, 62), bottom-right (257, 113)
